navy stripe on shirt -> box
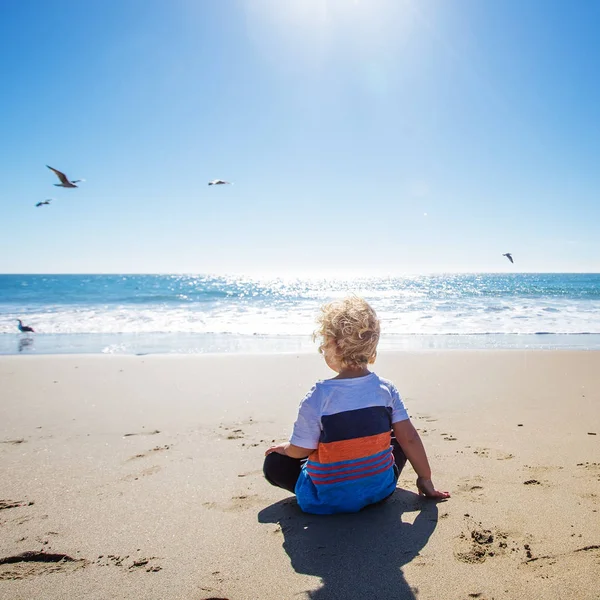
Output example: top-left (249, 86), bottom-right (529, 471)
top-left (319, 406), bottom-right (393, 443)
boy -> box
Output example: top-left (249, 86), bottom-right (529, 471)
top-left (263, 296), bottom-right (450, 514)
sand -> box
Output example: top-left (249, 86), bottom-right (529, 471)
top-left (0, 351), bottom-right (599, 600)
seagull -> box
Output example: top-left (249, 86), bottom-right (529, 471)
top-left (35, 200), bottom-right (52, 207)
top-left (17, 319), bottom-right (35, 333)
top-left (208, 180), bottom-right (232, 186)
top-left (46, 165), bottom-right (84, 188)
top-left (503, 253), bottom-right (514, 264)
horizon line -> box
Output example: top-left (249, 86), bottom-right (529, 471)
top-left (1, 271), bottom-right (600, 277)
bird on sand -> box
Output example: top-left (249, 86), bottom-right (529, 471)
top-left (17, 319), bottom-right (35, 333)
top-left (35, 200), bottom-right (52, 207)
top-left (503, 253), bottom-right (514, 264)
top-left (208, 180), bottom-right (232, 186)
top-left (46, 165), bottom-right (84, 188)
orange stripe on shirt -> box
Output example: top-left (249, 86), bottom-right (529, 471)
top-left (309, 431), bottom-right (391, 464)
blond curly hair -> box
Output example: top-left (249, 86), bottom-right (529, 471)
top-left (314, 296), bottom-right (380, 368)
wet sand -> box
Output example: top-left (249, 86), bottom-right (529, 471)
top-left (1, 351), bottom-right (599, 599)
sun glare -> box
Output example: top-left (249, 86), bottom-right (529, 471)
top-left (244, 0), bottom-right (417, 67)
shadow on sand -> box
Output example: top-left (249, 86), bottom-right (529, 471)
top-left (18, 336), bottom-right (34, 353)
top-left (258, 489), bottom-right (440, 600)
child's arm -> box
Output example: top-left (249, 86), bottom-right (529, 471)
top-left (392, 419), bottom-right (450, 500)
top-left (265, 385), bottom-right (320, 460)
top-left (265, 442), bottom-right (313, 459)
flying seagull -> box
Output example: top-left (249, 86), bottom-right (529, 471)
top-left (503, 253), bottom-right (514, 264)
top-left (208, 180), bottom-right (232, 186)
top-left (17, 319), bottom-right (35, 333)
top-left (46, 165), bottom-right (84, 188)
top-left (35, 200), bottom-right (52, 207)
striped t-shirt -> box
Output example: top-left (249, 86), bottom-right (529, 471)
top-left (290, 372), bottom-right (409, 514)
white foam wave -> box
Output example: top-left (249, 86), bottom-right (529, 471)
top-left (3, 296), bottom-right (600, 336)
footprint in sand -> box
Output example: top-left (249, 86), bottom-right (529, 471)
top-left (127, 445), bottom-right (172, 461)
top-left (576, 462), bottom-right (600, 483)
top-left (203, 495), bottom-right (267, 513)
top-left (0, 500), bottom-right (34, 511)
top-left (226, 494), bottom-right (271, 512)
top-left (94, 554), bottom-right (162, 573)
top-left (198, 568), bottom-right (239, 598)
top-left (219, 424), bottom-right (247, 440)
top-left (0, 552), bottom-right (88, 580)
top-left (522, 545), bottom-right (600, 578)
top-left (457, 477), bottom-right (486, 497)
top-left (0, 501), bottom-right (35, 528)
top-left (455, 528), bottom-right (498, 564)
top-left (123, 430), bottom-right (161, 437)
top-left (7, 515), bottom-right (33, 527)
top-left (454, 519), bottom-right (525, 564)
top-left (473, 447), bottom-right (514, 460)
top-left (496, 452), bottom-right (514, 460)
top-left (520, 469), bottom-right (555, 487)
top-left (127, 558), bottom-right (161, 572)
top-left (524, 464), bottom-right (563, 473)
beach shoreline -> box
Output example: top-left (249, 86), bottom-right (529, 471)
top-left (1, 351), bottom-right (599, 599)
top-left (4, 331), bottom-right (600, 356)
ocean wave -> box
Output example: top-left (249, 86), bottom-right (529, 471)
top-left (3, 301), bottom-right (600, 336)
top-left (3, 274), bottom-right (600, 337)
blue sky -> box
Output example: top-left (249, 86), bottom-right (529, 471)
top-left (1, 0), bottom-right (599, 275)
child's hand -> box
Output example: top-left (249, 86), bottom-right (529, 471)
top-left (265, 443), bottom-right (289, 457)
top-left (416, 477), bottom-right (451, 500)
top-left (265, 442), bottom-right (313, 459)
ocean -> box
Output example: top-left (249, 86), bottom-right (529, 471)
top-left (1, 273), bottom-right (600, 355)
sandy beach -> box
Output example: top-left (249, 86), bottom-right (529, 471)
top-left (1, 351), bottom-right (599, 599)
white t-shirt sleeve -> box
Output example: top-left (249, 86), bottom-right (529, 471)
top-left (390, 384), bottom-right (409, 423)
top-left (289, 386), bottom-right (321, 449)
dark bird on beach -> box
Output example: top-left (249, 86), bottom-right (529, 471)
top-left (503, 253), bottom-right (514, 264)
top-left (17, 319), bottom-right (35, 333)
top-left (208, 179), bottom-right (232, 186)
top-left (35, 200), bottom-right (52, 207)
top-left (46, 165), bottom-right (84, 188)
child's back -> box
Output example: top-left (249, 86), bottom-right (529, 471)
top-left (292, 373), bottom-right (408, 514)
